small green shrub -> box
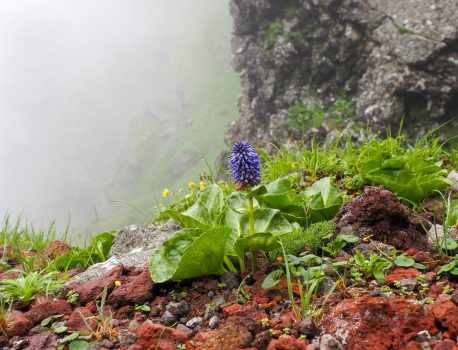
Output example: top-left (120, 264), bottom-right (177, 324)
top-left (265, 21), bottom-right (284, 47)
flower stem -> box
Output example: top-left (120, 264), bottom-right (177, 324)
top-left (248, 196), bottom-right (257, 273)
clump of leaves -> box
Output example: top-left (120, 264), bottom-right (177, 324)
top-left (0, 270), bottom-right (63, 303)
top-left (265, 21), bottom-right (284, 47)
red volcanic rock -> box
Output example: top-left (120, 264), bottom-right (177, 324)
top-left (108, 267), bottom-right (153, 307)
top-left (64, 307), bottom-right (96, 333)
top-left (6, 311), bottom-right (33, 337)
top-left (135, 321), bottom-right (188, 350)
top-left (385, 268), bottom-right (421, 284)
top-left (267, 336), bottom-right (309, 350)
top-left (193, 316), bottom-right (259, 350)
top-left (333, 186), bottom-right (429, 251)
top-left (321, 296), bottom-right (438, 350)
top-left (67, 263), bottom-right (123, 304)
top-left (431, 301), bottom-right (458, 337)
top-left (25, 299), bottom-right (72, 325)
top-left (431, 340), bottom-right (458, 350)
top-left (43, 241), bottom-right (69, 258)
top-left (22, 333), bottom-right (58, 350)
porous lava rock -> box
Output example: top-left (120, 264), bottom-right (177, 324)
top-left (22, 333), bottom-right (58, 350)
top-left (333, 186), bottom-right (429, 251)
top-left (6, 311), bottom-right (33, 337)
top-left (193, 316), bottom-right (260, 350)
top-left (108, 266), bottom-right (154, 307)
top-left (430, 300), bottom-right (458, 337)
top-left (131, 321), bottom-right (188, 350)
top-left (66, 263), bottom-right (123, 304)
top-left (321, 296), bottom-right (438, 350)
top-left (25, 299), bottom-right (72, 325)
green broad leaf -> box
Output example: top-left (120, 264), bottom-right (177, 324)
top-left (161, 209), bottom-right (209, 229)
top-left (52, 230), bottom-right (117, 270)
top-left (301, 177), bottom-right (343, 223)
top-left (247, 185), bottom-right (267, 199)
top-left (439, 238), bottom-right (458, 251)
top-left (227, 192), bottom-right (259, 214)
top-left (362, 156), bottom-right (451, 204)
top-left (53, 326), bottom-right (68, 334)
top-left (59, 332), bottom-right (80, 343)
top-left (41, 314), bottom-right (63, 327)
top-left (69, 340), bottom-right (90, 350)
top-left (373, 270), bottom-right (385, 286)
top-left (149, 227), bottom-right (231, 283)
top-left (261, 269), bottom-right (284, 289)
top-left (438, 261), bottom-right (456, 274)
top-left (394, 256), bottom-right (415, 267)
top-left (182, 184), bottom-right (225, 226)
top-left (234, 232), bottom-right (282, 258)
top-left (446, 199), bottom-right (458, 227)
top-left (239, 208), bottom-right (292, 236)
top-left (450, 267), bottom-right (458, 276)
top-left (413, 262), bottom-right (426, 270)
top-left (259, 178), bottom-right (299, 208)
top-left (338, 234), bottom-right (360, 243)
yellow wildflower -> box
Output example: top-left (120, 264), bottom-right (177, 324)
top-left (362, 234), bottom-right (373, 242)
top-left (162, 188), bottom-right (171, 197)
top-left (115, 280), bottom-right (122, 287)
top-left (276, 256), bottom-right (283, 263)
top-left (188, 181), bottom-right (196, 190)
top-left (199, 181), bottom-right (206, 190)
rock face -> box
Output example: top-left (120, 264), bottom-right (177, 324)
top-left (333, 186), bottom-right (430, 251)
top-left (227, 0), bottom-right (458, 145)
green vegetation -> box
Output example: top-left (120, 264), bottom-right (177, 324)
top-left (265, 20), bottom-right (284, 47)
top-left (288, 97), bottom-right (356, 132)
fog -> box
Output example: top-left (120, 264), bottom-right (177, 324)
top-left (0, 1), bottom-right (239, 243)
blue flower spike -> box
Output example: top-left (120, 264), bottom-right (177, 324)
top-left (228, 140), bottom-right (261, 190)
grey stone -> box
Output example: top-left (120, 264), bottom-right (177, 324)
top-left (176, 324), bottom-right (193, 337)
top-left (186, 317), bottom-right (203, 330)
top-left (213, 294), bottom-right (227, 309)
top-left (352, 242), bottom-right (396, 258)
top-left (118, 328), bottom-right (137, 347)
top-left (428, 225), bottom-right (458, 251)
top-left (209, 316), bottom-right (220, 329)
top-left (204, 305), bottom-right (215, 320)
top-left (160, 311), bottom-right (177, 326)
top-left (166, 300), bottom-right (189, 319)
top-left (220, 272), bottom-right (240, 290)
top-left (400, 278), bottom-right (418, 291)
top-left (317, 279), bottom-right (336, 297)
top-left (66, 220), bottom-right (179, 284)
top-left (296, 317), bottom-right (318, 337)
top-left (320, 334), bottom-right (343, 350)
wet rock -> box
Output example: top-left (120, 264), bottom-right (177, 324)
top-left (6, 311), bottom-right (33, 337)
top-left (176, 324), bottom-right (193, 337)
top-left (25, 299), bottom-right (72, 325)
top-left (351, 242), bottom-right (396, 257)
top-left (333, 187), bottom-right (429, 251)
top-left (430, 301), bottom-right (458, 337)
top-left (321, 296), bottom-right (438, 349)
top-left (208, 316), bottom-right (220, 329)
top-left (295, 317), bottom-right (319, 338)
top-left (108, 266), bottom-right (153, 307)
top-left (66, 263), bottom-right (123, 304)
top-left (267, 336), bottom-right (309, 350)
top-left (400, 278), bottom-right (418, 291)
top-left (135, 321), bottom-right (188, 350)
top-left (22, 333), bottom-right (58, 350)
top-left (220, 272), bottom-right (240, 290)
top-left (160, 310), bottom-right (177, 326)
top-left (320, 334), bottom-right (343, 350)
top-left (166, 300), bottom-right (189, 319)
top-left (186, 316), bottom-right (203, 330)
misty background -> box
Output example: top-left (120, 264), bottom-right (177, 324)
top-left (0, 1), bottom-right (239, 244)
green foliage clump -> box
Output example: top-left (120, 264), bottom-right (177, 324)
top-left (265, 21), bottom-right (284, 47)
top-left (268, 220), bottom-right (336, 259)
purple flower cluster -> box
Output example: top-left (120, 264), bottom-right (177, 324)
top-left (228, 140), bottom-right (261, 188)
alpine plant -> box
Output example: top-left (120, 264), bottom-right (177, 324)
top-left (228, 140), bottom-right (261, 189)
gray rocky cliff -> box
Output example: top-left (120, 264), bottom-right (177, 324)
top-left (225, 0), bottom-right (458, 145)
